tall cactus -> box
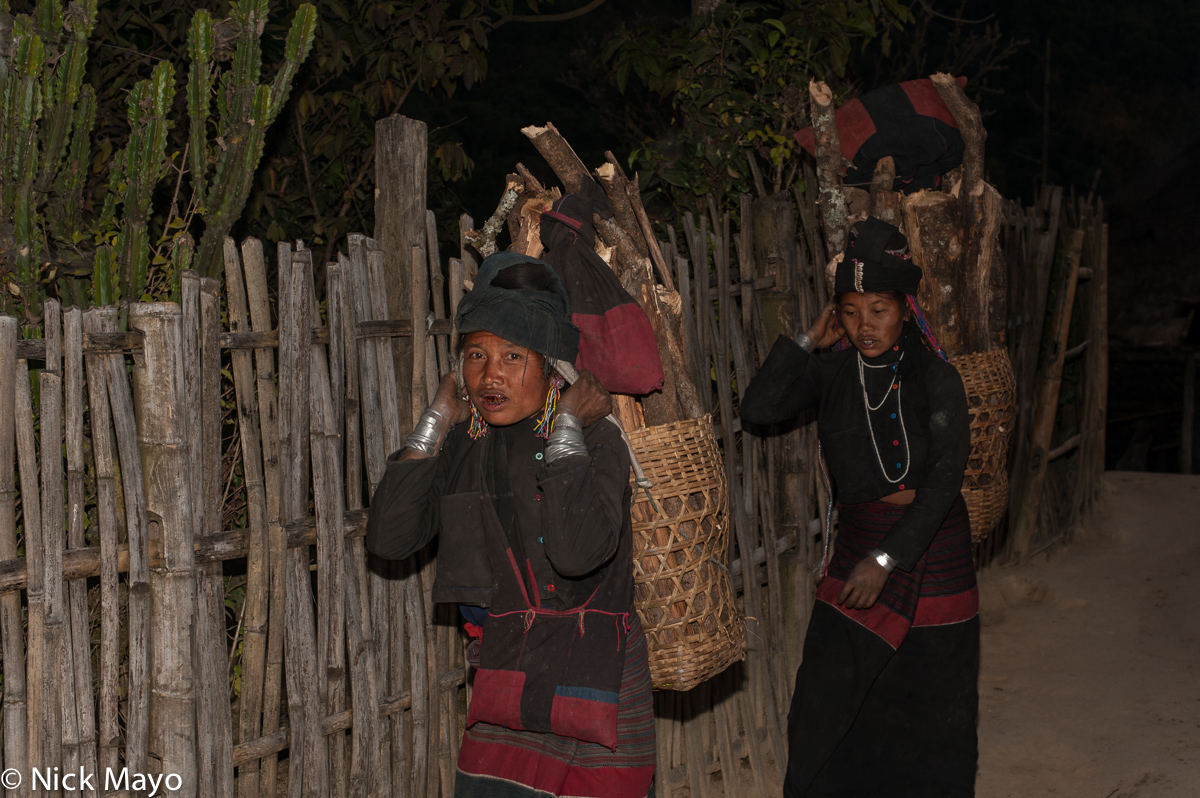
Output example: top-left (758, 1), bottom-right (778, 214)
top-left (0, 0), bottom-right (316, 325)
top-left (192, 0), bottom-right (317, 278)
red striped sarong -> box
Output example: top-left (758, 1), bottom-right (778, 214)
top-left (815, 494), bottom-right (978, 649)
top-left (454, 616), bottom-right (656, 798)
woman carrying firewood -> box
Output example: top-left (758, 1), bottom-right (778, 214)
top-left (365, 252), bottom-right (656, 798)
top-left (741, 218), bottom-right (978, 798)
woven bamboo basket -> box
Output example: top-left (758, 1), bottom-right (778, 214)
top-left (626, 415), bottom-right (746, 691)
top-left (950, 348), bottom-right (1017, 541)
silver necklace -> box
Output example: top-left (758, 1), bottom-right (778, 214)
top-left (857, 352), bottom-right (910, 484)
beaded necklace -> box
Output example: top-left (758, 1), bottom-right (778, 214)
top-left (857, 350), bottom-right (910, 484)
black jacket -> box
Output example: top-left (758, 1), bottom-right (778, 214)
top-left (741, 330), bottom-right (969, 571)
top-left (364, 416), bottom-right (632, 611)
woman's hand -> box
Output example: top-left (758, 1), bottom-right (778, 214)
top-left (805, 300), bottom-right (844, 350)
top-left (430, 373), bottom-right (471, 426)
top-left (556, 369), bottom-right (612, 426)
top-left (837, 557), bottom-right (889, 610)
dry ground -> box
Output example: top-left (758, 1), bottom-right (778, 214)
top-left (976, 471), bottom-right (1200, 797)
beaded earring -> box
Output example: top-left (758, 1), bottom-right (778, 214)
top-left (467, 399), bottom-right (489, 440)
top-left (532, 375), bottom-right (565, 438)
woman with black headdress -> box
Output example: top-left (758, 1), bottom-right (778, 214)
top-left (365, 252), bottom-right (656, 798)
top-left (741, 218), bottom-right (978, 797)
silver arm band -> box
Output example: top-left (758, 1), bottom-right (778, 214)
top-left (404, 407), bottom-right (449, 456)
top-left (544, 412), bottom-right (588, 463)
top-left (869, 548), bottom-right (899, 574)
top-left (794, 332), bottom-right (814, 352)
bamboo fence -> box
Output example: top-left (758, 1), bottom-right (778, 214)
top-left (0, 129), bottom-right (1106, 798)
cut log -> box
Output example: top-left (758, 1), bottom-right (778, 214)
top-left (808, 80), bottom-right (849, 257)
top-left (869, 156), bottom-right (900, 225)
top-left (930, 72), bottom-right (985, 198)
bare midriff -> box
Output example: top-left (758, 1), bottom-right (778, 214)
top-left (880, 489), bottom-right (916, 505)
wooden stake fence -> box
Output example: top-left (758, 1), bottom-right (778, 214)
top-left (0, 115), bottom-right (1106, 798)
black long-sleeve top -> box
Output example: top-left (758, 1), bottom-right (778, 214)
top-left (740, 327), bottom-right (969, 571)
top-left (364, 415), bottom-right (633, 611)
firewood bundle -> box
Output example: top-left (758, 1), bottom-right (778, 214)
top-left (809, 74), bottom-right (1017, 541)
top-left (464, 123), bottom-right (745, 690)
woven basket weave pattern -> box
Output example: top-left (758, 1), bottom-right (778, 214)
top-left (627, 416), bottom-right (746, 691)
top-left (950, 349), bottom-right (1017, 541)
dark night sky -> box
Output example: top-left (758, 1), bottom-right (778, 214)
top-left (400, 0), bottom-right (1200, 220)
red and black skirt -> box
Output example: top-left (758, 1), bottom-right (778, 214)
top-left (785, 495), bottom-right (980, 798)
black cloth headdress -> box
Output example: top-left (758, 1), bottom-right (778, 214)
top-left (454, 251), bottom-right (580, 363)
top-left (834, 217), bottom-right (923, 295)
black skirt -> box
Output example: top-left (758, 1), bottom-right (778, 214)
top-left (784, 496), bottom-right (980, 798)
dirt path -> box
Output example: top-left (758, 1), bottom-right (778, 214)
top-left (976, 471), bottom-right (1200, 798)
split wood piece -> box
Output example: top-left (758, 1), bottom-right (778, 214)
top-left (463, 180), bottom-right (519, 258)
top-left (521, 125), bottom-right (705, 423)
top-left (1004, 186), bottom-right (1063, 532)
top-left (239, 237), bottom-right (288, 798)
top-left (595, 157), bottom-right (650, 262)
top-left (0, 318), bottom-right (26, 785)
top-left (869, 156), bottom-right (900, 224)
top-left (15, 357), bottom-right (47, 773)
top-left (342, 526), bottom-right (383, 798)
top-left (506, 166), bottom-right (562, 259)
top-left (930, 73), bottom-right (985, 198)
top-left (808, 80), bottom-right (849, 257)
top-left (795, 162), bottom-right (830, 281)
top-left (681, 213), bottom-right (711, 402)
top-left (448, 257), bottom-right (466, 355)
top-left (671, 246), bottom-right (706, 408)
top-left (346, 235), bottom-right (399, 796)
top-left (522, 124), bottom-right (648, 290)
top-left (95, 303), bottom-right (154, 778)
top-left (329, 263), bottom-right (347, 453)
top-left (425, 210), bottom-right (452, 374)
top-left (326, 261), bottom-right (352, 798)
top-left (375, 115), bottom-right (424, 435)
top-left (1011, 229), bottom-right (1084, 562)
top-left (458, 213), bottom-right (480, 279)
top-left (347, 237), bottom-right (388, 491)
top-left (311, 337), bottom-right (349, 798)
top-left (42, 370), bottom-right (68, 781)
top-left (130, 303), bottom-right (200, 796)
top-left (62, 308), bottom-right (99, 796)
top-left (222, 241), bottom-right (271, 798)
top-left (182, 273), bottom-right (231, 798)
top-left (80, 310), bottom-right (119, 774)
top-left (359, 234), bottom-right (407, 794)
top-left (683, 687), bottom-right (709, 798)
top-left (278, 250), bottom-right (329, 795)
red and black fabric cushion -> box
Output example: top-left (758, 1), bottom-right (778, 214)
top-left (794, 76), bottom-right (969, 194)
top-left (540, 187), bottom-right (665, 396)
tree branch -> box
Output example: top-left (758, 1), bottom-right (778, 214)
top-left (498, 0), bottom-right (608, 25)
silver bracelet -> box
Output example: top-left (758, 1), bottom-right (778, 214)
top-left (544, 412), bottom-right (588, 463)
top-left (794, 332), bottom-right (814, 352)
top-left (404, 407), bottom-right (449, 456)
top-left (869, 548), bottom-right (898, 574)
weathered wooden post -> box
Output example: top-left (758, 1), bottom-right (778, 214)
top-left (375, 114), bottom-right (426, 431)
top-left (130, 302), bottom-right (199, 797)
top-left (1011, 230), bottom-right (1085, 561)
top-left (750, 189), bottom-right (816, 681)
top-left (0, 316), bottom-right (27, 792)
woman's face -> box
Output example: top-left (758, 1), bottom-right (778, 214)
top-left (838, 292), bottom-right (909, 358)
top-left (461, 331), bottom-right (552, 427)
